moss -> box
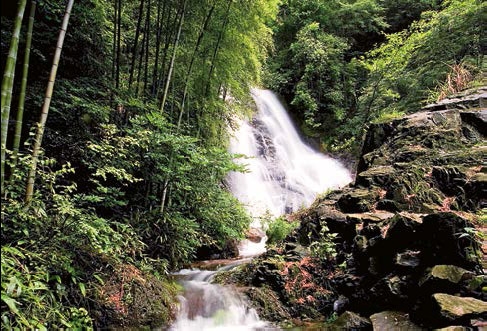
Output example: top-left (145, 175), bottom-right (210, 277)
top-left (433, 293), bottom-right (487, 320)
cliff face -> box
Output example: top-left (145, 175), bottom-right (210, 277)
top-left (222, 87), bottom-right (487, 329)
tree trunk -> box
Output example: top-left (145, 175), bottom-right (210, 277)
top-left (11, 0), bottom-right (36, 170)
top-left (1, 0), bottom-right (27, 195)
top-left (177, 3), bottom-right (215, 129)
top-left (159, 0), bottom-right (186, 115)
top-left (25, 0), bottom-right (74, 204)
top-left (205, 0), bottom-right (232, 96)
top-left (143, 0), bottom-right (151, 95)
top-left (111, 0), bottom-right (117, 85)
top-left (128, 0), bottom-right (145, 89)
top-left (115, 0), bottom-right (122, 89)
top-left (151, 0), bottom-right (167, 96)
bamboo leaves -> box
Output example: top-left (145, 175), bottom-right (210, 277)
top-left (1, 0), bottom-right (27, 195)
top-left (26, 0), bottom-right (74, 204)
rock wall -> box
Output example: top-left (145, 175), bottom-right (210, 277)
top-left (220, 87), bottom-right (486, 329)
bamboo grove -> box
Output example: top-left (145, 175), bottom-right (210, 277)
top-left (1, 0), bottom-right (278, 328)
top-left (1, 0), bottom-right (485, 328)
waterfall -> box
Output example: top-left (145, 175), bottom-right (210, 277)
top-left (169, 89), bottom-right (352, 331)
top-left (228, 88), bottom-right (352, 219)
top-left (228, 88), bottom-right (352, 256)
top-left (169, 265), bottom-right (270, 331)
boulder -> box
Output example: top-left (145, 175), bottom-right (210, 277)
top-left (460, 109), bottom-right (487, 137)
top-left (419, 213), bottom-right (481, 269)
top-left (356, 165), bottom-right (395, 187)
top-left (395, 250), bottom-right (421, 268)
top-left (419, 265), bottom-right (474, 292)
top-left (369, 311), bottom-right (423, 330)
top-left (329, 311), bottom-right (371, 330)
top-left (336, 188), bottom-right (379, 213)
top-left (432, 293), bottom-right (487, 322)
top-left (245, 228), bottom-right (266, 243)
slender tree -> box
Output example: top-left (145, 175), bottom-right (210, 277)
top-left (111, 0), bottom-right (118, 84)
top-left (159, 0), bottom-right (187, 214)
top-left (143, 0), bottom-right (151, 94)
top-left (25, 0), bottom-right (74, 204)
top-left (11, 0), bottom-right (37, 169)
top-left (159, 0), bottom-right (186, 114)
top-left (177, 2), bottom-right (215, 129)
top-left (1, 0), bottom-right (27, 195)
top-left (128, 0), bottom-right (145, 88)
top-left (115, 0), bottom-right (122, 89)
top-left (205, 0), bottom-right (232, 96)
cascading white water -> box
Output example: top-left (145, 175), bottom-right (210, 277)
top-left (169, 266), bottom-right (270, 331)
top-left (169, 89), bottom-right (352, 331)
top-left (228, 89), bottom-right (351, 218)
top-left (228, 88), bottom-right (352, 256)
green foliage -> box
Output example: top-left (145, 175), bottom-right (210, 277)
top-left (309, 224), bottom-right (338, 261)
top-left (358, 0), bottom-right (485, 120)
top-left (1, 154), bottom-right (141, 329)
top-left (265, 216), bottom-right (299, 245)
top-left (1, 246), bottom-right (93, 330)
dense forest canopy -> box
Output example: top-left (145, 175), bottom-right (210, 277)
top-left (1, 0), bottom-right (484, 328)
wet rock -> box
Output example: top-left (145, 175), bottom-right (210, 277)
top-left (195, 239), bottom-right (239, 260)
top-left (435, 326), bottom-right (470, 331)
top-left (251, 261), bottom-right (285, 293)
top-left (336, 188), bottom-right (378, 213)
top-left (347, 211), bottom-right (395, 225)
top-left (395, 250), bottom-right (421, 268)
top-left (432, 293), bottom-right (487, 322)
top-left (369, 311), bottom-right (422, 330)
top-left (464, 170), bottom-right (487, 210)
top-left (333, 295), bottom-right (350, 314)
top-left (368, 275), bottom-right (416, 308)
top-left (419, 213), bottom-right (481, 269)
top-left (245, 228), bottom-right (266, 243)
top-left (243, 286), bottom-right (292, 323)
top-left (423, 87), bottom-right (486, 111)
top-left (356, 165), bottom-right (395, 187)
top-left (431, 166), bottom-right (467, 197)
top-left (352, 235), bottom-right (369, 273)
top-left (460, 109), bottom-right (487, 137)
top-left (419, 265), bottom-right (474, 289)
top-left (376, 199), bottom-right (401, 212)
top-left (329, 311), bottom-right (371, 330)
top-left (384, 215), bottom-right (419, 249)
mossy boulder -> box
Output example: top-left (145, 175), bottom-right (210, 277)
top-left (336, 188), bottom-right (379, 213)
top-left (432, 293), bottom-right (487, 323)
top-left (419, 265), bottom-right (474, 290)
top-left (369, 311), bottom-right (422, 330)
top-left (328, 311), bottom-right (372, 330)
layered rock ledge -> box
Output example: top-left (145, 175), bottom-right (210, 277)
top-left (217, 87), bottom-right (486, 329)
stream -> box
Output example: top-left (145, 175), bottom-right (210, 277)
top-left (168, 89), bottom-right (352, 331)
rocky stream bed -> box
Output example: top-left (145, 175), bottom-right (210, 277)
top-left (214, 87), bottom-right (487, 330)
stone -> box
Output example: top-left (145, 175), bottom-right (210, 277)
top-left (356, 165), bottom-right (395, 187)
top-left (333, 295), bottom-right (350, 314)
top-left (376, 199), bottom-right (401, 212)
top-left (420, 265), bottom-right (474, 287)
top-left (369, 311), bottom-right (423, 330)
top-left (336, 188), bottom-right (378, 213)
top-left (419, 212), bottom-right (481, 269)
top-left (431, 166), bottom-right (467, 196)
top-left (385, 215), bottom-right (419, 248)
top-left (433, 293), bottom-right (487, 322)
top-left (460, 109), bottom-right (487, 136)
top-left (396, 250), bottom-right (421, 268)
top-left (329, 311), bottom-right (371, 329)
top-left (245, 227), bottom-right (266, 243)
